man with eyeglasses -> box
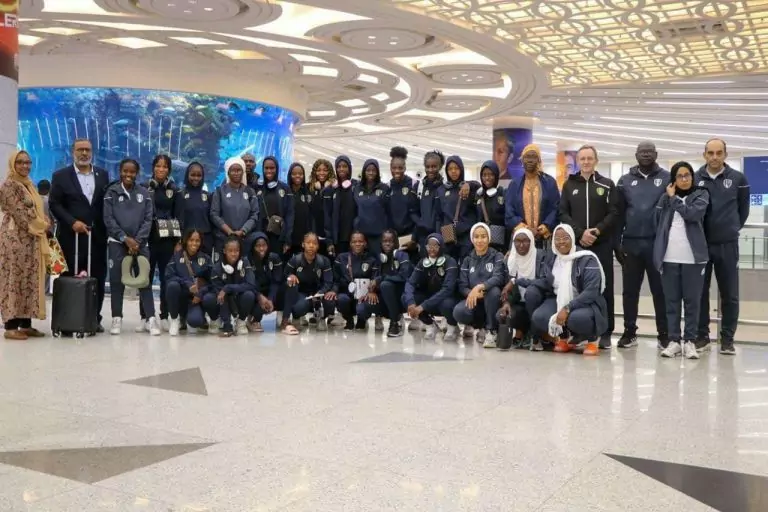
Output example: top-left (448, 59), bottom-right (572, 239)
top-left (615, 142), bottom-right (670, 350)
top-left (49, 139), bottom-right (110, 332)
top-left (694, 138), bottom-right (750, 355)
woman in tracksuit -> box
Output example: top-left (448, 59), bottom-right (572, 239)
top-left (403, 233), bottom-right (459, 342)
top-left (248, 231), bottom-right (283, 333)
top-left (653, 162), bottom-right (710, 360)
top-left (327, 156), bottom-right (357, 258)
top-left (139, 154), bottom-right (179, 332)
top-left (435, 155), bottom-right (480, 263)
top-left (411, 150), bottom-right (445, 255)
top-left (257, 156), bottom-right (294, 258)
top-left (174, 162), bottom-right (213, 255)
top-left (282, 232), bottom-right (335, 335)
top-left (388, 146), bottom-right (419, 243)
top-left (210, 157), bottom-right (259, 262)
top-left (288, 163), bottom-right (313, 256)
top-left (352, 159), bottom-right (390, 257)
top-left (475, 160), bottom-right (508, 253)
top-left (453, 222), bottom-right (507, 348)
top-left (370, 229), bottom-right (413, 337)
top-left (103, 158), bottom-right (159, 336)
top-left (308, 158), bottom-right (335, 257)
top-left (164, 228), bottom-right (213, 336)
top-left (333, 231), bottom-right (380, 331)
top-left (204, 236), bottom-right (257, 337)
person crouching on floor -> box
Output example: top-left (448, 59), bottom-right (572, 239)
top-left (403, 233), bottom-right (460, 342)
top-left (453, 222), bottom-right (507, 348)
top-left (248, 231), bottom-right (284, 333)
top-left (334, 231), bottom-right (380, 331)
top-left (369, 229), bottom-right (413, 338)
top-left (204, 236), bottom-right (257, 337)
top-left (524, 224), bottom-right (607, 356)
top-left (165, 229), bottom-right (212, 335)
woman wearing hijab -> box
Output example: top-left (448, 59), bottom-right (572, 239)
top-left (288, 163), bottom-right (313, 256)
top-left (256, 156), bottom-right (294, 257)
top-left (524, 224), bottom-right (607, 356)
top-left (475, 160), bottom-right (507, 253)
top-left (0, 150), bottom-right (51, 340)
top-left (352, 159), bottom-right (390, 256)
top-left (403, 233), bottom-right (460, 342)
top-left (653, 161), bottom-right (710, 359)
top-left (435, 155), bottom-right (481, 263)
top-left (174, 162), bottom-right (213, 255)
top-left (328, 155), bottom-right (358, 257)
top-left (309, 158), bottom-right (336, 256)
top-left (453, 223), bottom-right (506, 348)
top-left (210, 157), bottom-right (259, 261)
top-left (498, 228), bottom-right (545, 350)
top-left (503, 144), bottom-right (560, 248)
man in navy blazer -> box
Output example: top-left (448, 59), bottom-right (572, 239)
top-left (49, 139), bottom-right (110, 330)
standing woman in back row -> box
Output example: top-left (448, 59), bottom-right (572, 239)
top-left (475, 160), bottom-right (508, 253)
top-left (436, 155), bottom-right (480, 262)
top-left (328, 156), bottom-right (356, 258)
top-left (387, 146), bottom-right (419, 245)
top-left (353, 159), bottom-right (390, 256)
top-left (308, 158), bottom-right (335, 256)
top-left (256, 156), bottom-right (294, 257)
top-left (174, 162), bottom-right (213, 255)
top-left (210, 157), bottom-right (260, 261)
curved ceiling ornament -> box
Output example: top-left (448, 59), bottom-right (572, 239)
top-left (390, 0), bottom-right (768, 86)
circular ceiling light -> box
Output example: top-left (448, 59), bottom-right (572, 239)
top-left (427, 97), bottom-right (490, 112)
top-left (135, 0), bottom-right (244, 21)
top-left (429, 67), bottom-right (502, 86)
top-left (374, 116), bottom-right (434, 127)
top-left (337, 28), bottom-right (428, 51)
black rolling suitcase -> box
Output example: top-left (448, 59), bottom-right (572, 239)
top-left (51, 232), bottom-right (99, 338)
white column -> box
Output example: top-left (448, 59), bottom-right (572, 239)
top-left (0, 6), bottom-right (18, 181)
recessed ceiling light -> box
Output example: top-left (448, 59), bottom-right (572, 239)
top-left (183, 10), bottom-right (191, 13)
top-left (101, 37), bottom-right (166, 49)
top-left (372, 93), bottom-right (389, 102)
top-left (204, 7), bottom-right (213, 11)
top-left (368, 36), bottom-right (376, 39)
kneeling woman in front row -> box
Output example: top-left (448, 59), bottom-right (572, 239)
top-left (523, 224), bottom-right (607, 356)
top-left (282, 232), bottom-right (336, 335)
top-left (204, 236), bottom-right (257, 337)
top-left (370, 229), bottom-right (412, 337)
top-left (165, 229), bottom-right (212, 336)
top-left (104, 158), bottom-right (160, 336)
top-left (403, 233), bottom-right (459, 342)
top-left (334, 231), bottom-right (380, 331)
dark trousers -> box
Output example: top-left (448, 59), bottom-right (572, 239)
top-left (336, 293), bottom-right (375, 321)
top-left (662, 263), bottom-right (706, 342)
top-left (530, 297), bottom-right (599, 339)
top-left (698, 241), bottom-right (740, 341)
top-left (165, 281), bottom-right (207, 327)
top-left (377, 280), bottom-right (404, 320)
top-left (202, 291), bottom-right (256, 329)
top-left (108, 243), bottom-right (155, 319)
top-left (405, 292), bottom-right (458, 326)
top-left (622, 243), bottom-right (667, 334)
top-left (282, 287), bottom-right (335, 320)
top-left (62, 234), bottom-right (107, 323)
top-left (251, 289), bottom-right (284, 321)
top-left (4, 318), bottom-right (31, 330)
top-left (366, 235), bottom-right (382, 258)
top-left (452, 287), bottom-right (502, 331)
top-left (140, 238), bottom-right (175, 320)
top-left (495, 302), bottom-right (530, 332)
top-left (588, 242), bottom-right (615, 337)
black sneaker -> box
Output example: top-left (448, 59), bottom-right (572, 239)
top-left (354, 319), bottom-right (368, 331)
top-left (695, 336), bottom-right (711, 354)
top-left (344, 318), bottom-right (355, 331)
top-left (617, 330), bottom-right (638, 349)
top-left (657, 332), bottom-right (669, 350)
top-left (387, 320), bottom-right (402, 338)
top-left (720, 339), bottom-right (736, 355)
top-left (599, 334), bottom-right (612, 349)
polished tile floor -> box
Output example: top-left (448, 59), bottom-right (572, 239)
top-left (1, 302), bottom-right (768, 511)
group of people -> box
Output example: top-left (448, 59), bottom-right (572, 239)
top-left (0, 137), bottom-right (749, 357)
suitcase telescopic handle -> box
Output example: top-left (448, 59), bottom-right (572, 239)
top-left (74, 229), bottom-right (92, 276)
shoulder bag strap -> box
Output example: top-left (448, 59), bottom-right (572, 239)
top-left (452, 187), bottom-right (463, 223)
top-left (479, 195), bottom-right (490, 224)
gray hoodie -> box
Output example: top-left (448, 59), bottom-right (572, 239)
top-left (210, 183), bottom-right (259, 240)
top-left (103, 182), bottom-right (154, 245)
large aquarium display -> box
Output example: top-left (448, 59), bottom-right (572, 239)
top-left (17, 87), bottom-right (298, 187)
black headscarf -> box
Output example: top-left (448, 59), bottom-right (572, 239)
top-left (670, 161), bottom-right (696, 198)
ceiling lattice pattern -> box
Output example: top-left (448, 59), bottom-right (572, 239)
top-left (391, 0), bottom-right (768, 86)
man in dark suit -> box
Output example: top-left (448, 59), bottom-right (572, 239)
top-left (49, 139), bottom-right (110, 331)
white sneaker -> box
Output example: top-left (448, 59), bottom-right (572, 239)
top-left (482, 331), bottom-right (497, 349)
top-left (161, 318), bottom-right (170, 332)
top-left (374, 317), bottom-right (384, 332)
top-left (187, 326), bottom-right (198, 335)
top-left (476, 329), bottom-right (486, 344)
top-left (462, 326), bottom-right (475, 339)
top-left (683, 340), bottom-right (700, 360)
top-left (408, 319), bottom-right (421, 331)
top-left (424, 323), bottom-right (438, 341)
top-left (330, 314), bottom-right (346, 327)
top-left (148, 317), bottom-right (161, 336)
top-left (531, 340), bottom-right (544, 351)
top-left (169, 318), bottom-right (180, 336)
top-left (134, 320), bottom-right (148, 333)
top-left (110, 318), bottom-right (122, 335)
top-left (236, 319), bottom-right (248, 335)
top-left (317, 318), bottom-right (328, 331)
top-left (661, 341), bottom-right (682, 358)
top-left (300, 316), bottom-right (309, 326)
top-left (208, 319), bottom-right (221, 335)
top-left (445, 325), bottom-right (459, 342)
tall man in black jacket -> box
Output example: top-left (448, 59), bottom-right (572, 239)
top-left (695, 138), bottom-right (750, 355)
top-left (49, 139), bottom-right (110, 331)
top-left (559, 145), bottom-right (620, 349)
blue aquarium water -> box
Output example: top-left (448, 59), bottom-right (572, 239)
top-left (17, 87), bottom-right (298, 188)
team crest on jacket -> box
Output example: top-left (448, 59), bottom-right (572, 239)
top-left (184, 193), bottom-right (190, 199)
top-left (723, 179), bottom-right (732, 189)
top-left (268, 261), bottom-right (273, 270)
top-left (596, 188), bottom-right (604, 196)
top-left (315, 268), bottom-right (321, 278)
top-left (137, 194), bottom-right (144, 203)
top-left (654, 178), bottom-right (662, 187)
top-left (631, 180), bottom-right (638, 186)
top-left (240, 268), bottom-right (246, 277)
top-left (300, 195), bottom-right (306, 202)
top-left (470, 266), bottom-right (475, 273)
top-left (358, 191), bottom-right (364, 197)
top-left (166, 189), bottom-right (174, 198)
top-left (698, 180), bottom-right (705, 187)
top-left (424, 190), bottom-right (430, 196)
top-left (180, 257), bottom-right (185, 263)
top-left (485, 262), bottom-right (493, 272)
top-left (202, 194), bottom-right (208, 201)
top-left (198, 257), bottom-right (205, 266)
top-left (437, 267), bottom-right (445, 276)
top-left (243, 192), bottom-right (249, 199)
top-left (497, 196), bottom-right (503, 205)
top-left (279, 189), bottom-right (285, 197)
top-left (297, 266), bottom-right (303, 273)
top-left (362, 263), bottom-right (370, 273)
top-left (375, 189), bottom-right (383, 197)
top-left (572, 189), bottom-right (579, 195)
top-left (394, 260), bottom-right (400, 269)
top-left (402, 187), bottom-right (409, 195)
top-left (118, 196), bottom-right (124, 202)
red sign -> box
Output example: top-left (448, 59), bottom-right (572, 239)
top-left (0, 1), bottom-right (19, 81)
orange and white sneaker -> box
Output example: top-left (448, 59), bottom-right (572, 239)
top-left (583, 341), bottom-right (600, 356)
top-left (554, 339), bottom-right (572, 353)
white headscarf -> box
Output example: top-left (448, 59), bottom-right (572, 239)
top-left (470, 222), bottom-right (491, 249)
top-left (507, 228), bottom-right (537, 279)
top-left (225, 157), bottom-right (246, 184)
top-left (548, 223), bottom-right (605, 337)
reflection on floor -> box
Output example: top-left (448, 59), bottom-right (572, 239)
top-left (1, 302), bottom-right (767, 511)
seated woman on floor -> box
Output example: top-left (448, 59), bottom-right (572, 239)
top-left (497, 228), bottom-right (546, 351)
top-left (521, 224), bottom-right (607, 356)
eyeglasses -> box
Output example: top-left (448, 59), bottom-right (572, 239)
top-left (676, 174), bottom-right (692, 181)
top-left (15, 160), bottom-right (32, 166)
